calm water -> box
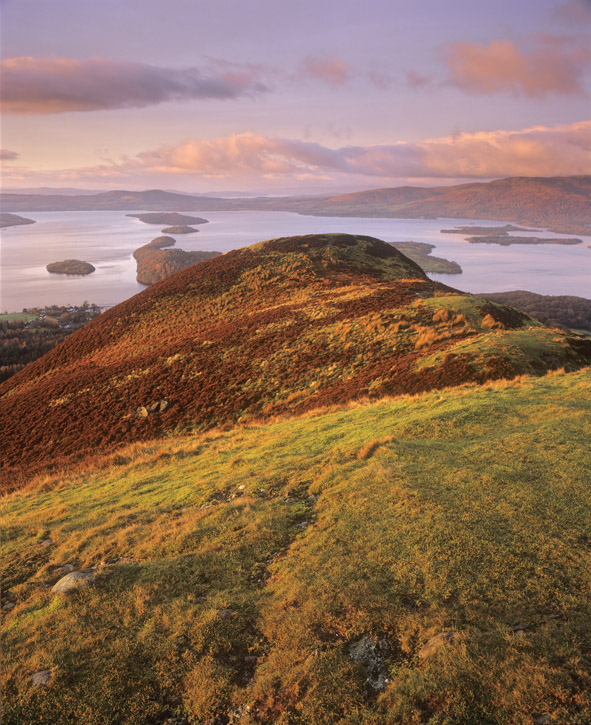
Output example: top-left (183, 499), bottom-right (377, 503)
top-left (1, 210), bottom-right (589, 312)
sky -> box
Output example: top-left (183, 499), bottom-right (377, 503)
top-left (1, 0), bottom-right (590, 194)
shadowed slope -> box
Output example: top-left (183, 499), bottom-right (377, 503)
top-left (1, 233), bottom-right (590, 485)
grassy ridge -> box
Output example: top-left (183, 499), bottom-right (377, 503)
top-left (2, 369), bottom-right (590, 723)
top-left (2, 234), bottom-right (590, 486)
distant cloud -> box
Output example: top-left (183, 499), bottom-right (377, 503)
top-left (5, 122), bottom-right (588, 186)
top-left (368, 70), bottom-right (393, 90)
top-left (129, 121), bottom-right (591, 180)
top-left (0, 57), bottom-right (269, 114)
top-left (300, 55), bottom-right (351, 86)
top-left (443, 36), bottom-right (588, 97)
top-left (0, 149), bottom-right (20, 161)
top-left (552, 0), bottom-right (591, 25)
top-left (405, 70), bottom-right (433, 90)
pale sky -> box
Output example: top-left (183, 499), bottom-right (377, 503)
top-left (1, 0), bottom-right (590, 193)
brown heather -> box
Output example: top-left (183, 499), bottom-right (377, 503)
top-left (1, 233), bottom-right (590, 489)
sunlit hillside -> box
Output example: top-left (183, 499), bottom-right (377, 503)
top-left (2, 369), bottom-right (590, 724)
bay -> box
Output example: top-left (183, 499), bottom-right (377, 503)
top-left (1, 210), bottom-right (589, 312)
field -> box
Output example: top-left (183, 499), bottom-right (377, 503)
top-left (0, 312), bottom-right (37, 323)
top-left (2, 368), bottom-right (590, 724)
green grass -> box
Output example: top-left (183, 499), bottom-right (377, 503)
top-left (2, 369), bottom-right (591, 723)
top-left (0, 312), bottom-right (37, 322)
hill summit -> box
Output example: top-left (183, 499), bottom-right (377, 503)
top-left (1, 233), bottom-right (590, 486)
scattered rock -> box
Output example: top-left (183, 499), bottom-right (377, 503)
top-left (38, 538), bottom-right (53, 547)
top-left (238, 484), bottom-right (246, 490)
top-left (51, 569), bottom-right (96, 595)
top-left (218, 608), bottom-right (236, 620)
top-left (349, 635), bottom-right (391, 691)
top-left (136, 400), bottom-right (168, 417)
top-left (511, 622), bottom-right (527, 636)
top-left (29, 670), bottom-right (52, 687)
top-left (533, 715), bottom-right (551, 724)
top-left (2, 602), bottom-right (15, 611)
top-left (55, 563), bottom-right (75, 575)
top-left (418, 631), bottom-right (462, 659)
top-left (295, 521), bottom-right (308, 530)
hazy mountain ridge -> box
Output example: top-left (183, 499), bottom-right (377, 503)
top-left (2, 176), bottom-right (589, 233)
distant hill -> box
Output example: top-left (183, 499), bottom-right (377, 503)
top-left (1, 233), bottom-right (589, 486)
top-left (2, 176), bottom-right (589, 233)
top-left (299, 176), bottom-right (591, 234)
top-left (479, 290), bottom-right (591, 332)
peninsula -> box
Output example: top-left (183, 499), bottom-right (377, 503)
top-left (133, 236), bottom-right (219, 285)
top-left (390, 241), bottom-right (462, 274)
top-left (0, 213), bottom-right (36, 229)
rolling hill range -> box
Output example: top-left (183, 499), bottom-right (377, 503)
top-left (1, 233), bottom-right (590, 487)
top-left (2, 368), bottom-right (590, 723)
top-left (2, 176), bottom-right (590, 233)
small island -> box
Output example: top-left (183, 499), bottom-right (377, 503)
top-left (133, 237), bottom-right (220, 285)
top-left (0, 213), bottom-right (36, 229)
top-left (46, 259), bottom-right (96, 275)
top-left (161, 225), bottom-right (199, 234)
top-left (390, 241), bottom-right (462, 274)
top-left (441, 224), bottom-right (536, 235)
top-left (127, 212), bottom-right (209, 226)
top-left (466, 235), bottom-right (582, 246)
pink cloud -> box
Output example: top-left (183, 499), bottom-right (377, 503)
top-left (4, 123), bottom-right (589, 187)
top-left (444, 36), bottom-right (588, 97)
top-left (126, 122), bottom-right (591, 180)
top-left (300, 55), bottom-right (351, 86)
top-left (0, 57), bottom-right (269, 114)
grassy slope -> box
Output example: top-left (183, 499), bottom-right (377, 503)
top-left (2, 234), bottom-right (590, 485)
top-left (2, 368), bottom-right (590, 724)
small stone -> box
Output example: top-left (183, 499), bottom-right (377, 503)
top-left (159, 399), bottom-right (169, 412)
top-left (147, 402), bottom-right (160, 413)
top-left (52, 569), bottom-right (96, 595)
top-left (136, 406), bottom-right (149, 418)
top-left (55, 563), bottom-right (75, 575)
top-left (418, 631), bottom-right (462, 659)
top-left (195, 596), bottom-right (206, 604)
top-left (533, 716), bottom-right (551, 724)
top-left (295, 521), bottom-right (308, 530)
top-left (30, 670), bottom-right (52, 687)
top-left (2, 602), bottom-right (15, 611)
top-left (349, 635), bottom-right (390, 691)
top-left (38, 538), bottom-right (53, 547)
top-left (218, 608), bottom-right (236, 620)
top-left (238, 485), bottom-right (246, 490)
top-left (244, 655), bottom-right (258, 664)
